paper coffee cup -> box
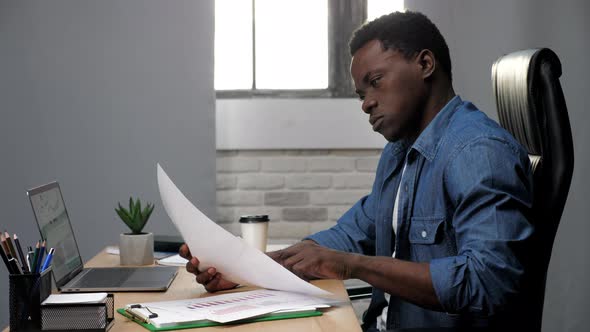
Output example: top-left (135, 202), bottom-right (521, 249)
top-left (239, 215), bottom-right (269, 252)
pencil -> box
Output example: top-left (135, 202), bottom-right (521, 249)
top-left (4, 231), bottom-right (18, 260)
top-left (36, 240), bottom-right (46, 273)
top-left (0, 240), bottom-right (13, 273)
top-left (13, 234), bottom-right (29, 273)
top-left (31, 241), bottom-right (40, 273)
top-left (0, 233), bottom-right (10, 257)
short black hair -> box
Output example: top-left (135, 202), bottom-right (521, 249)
top-left (350, 11), bottom-right (452, 81)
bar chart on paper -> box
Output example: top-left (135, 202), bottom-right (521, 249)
top-left (124, 289), bottom-right (337, 327)
top-left (187, 292), bottom-right (274, 310)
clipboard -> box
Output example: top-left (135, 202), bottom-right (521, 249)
top-left (117, 307), bottom-right (322, 331)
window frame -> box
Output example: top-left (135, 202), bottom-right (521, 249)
top-left (216, 0), bottom-right (367, 99)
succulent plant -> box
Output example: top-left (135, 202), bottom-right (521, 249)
top-left (115, 197), bottom-right (154, 234)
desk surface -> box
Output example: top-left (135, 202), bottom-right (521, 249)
top-left (6, 250), bottom-right (362, 332)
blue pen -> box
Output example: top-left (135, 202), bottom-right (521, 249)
top-left (41, 248), bottom-right (54, 272)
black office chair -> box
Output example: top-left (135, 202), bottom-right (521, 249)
top-left (492, 48), bottom-right (574, 330)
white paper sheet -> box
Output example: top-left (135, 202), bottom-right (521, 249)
top-left (43, 293), bottom-right (108, 304)
top-left (129, 289), bottom-right (337, 326)
top-left (156, 254), bottom-right (187, 267)
top-left (157, 164), bottom-right (330, 296)
top-left (105, 246), bottom-right (173, 259)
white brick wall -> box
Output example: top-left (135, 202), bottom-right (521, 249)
top-left (216, 149), bottom-right (382, 240)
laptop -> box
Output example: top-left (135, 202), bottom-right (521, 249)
top-left (27, 181), bottom-right (178, 292)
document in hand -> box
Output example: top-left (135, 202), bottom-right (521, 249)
top-left (123, 289), bottom-right (337, 327)
top-left (157, 164), bottom-right (330, 297)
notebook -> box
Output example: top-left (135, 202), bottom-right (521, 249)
top-left (27, 181), bottom-right (178, 292)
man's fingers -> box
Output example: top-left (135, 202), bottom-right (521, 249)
top-left (268, 247), bottom-right (298, 264)
top-left (282, 253), bottom-right (305, 271)
top-left (266, 250), bottom-right (282, 261)
top-left (290, 261), bottom-right (312, 281)
top-left (185, 257), bottom-right (201, 273)
top-left (179, 246), bottom-right (236, 293)
top-left (179, 244), bottom-right (191, 259)
top-left (196, 268), bottom-right (216, 284)
top-left (204, 273), bottom-right (223, 292)
top-left (266, 250), bottom-right (278, 258)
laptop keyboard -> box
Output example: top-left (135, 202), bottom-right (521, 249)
top-left (74, 268), bottom-right (135, 288)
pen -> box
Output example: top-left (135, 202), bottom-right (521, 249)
top-left (13, 234), bottom-right (29, 273)
top-left (8, 257), bottom-right (22, 274)
top-left (27, 247), bottom-right (33, 272)
top-left (26, 252), bottom-right (31, 272)
top-left (124, 307), bottom-right (151, 324)
top-left (41, 248), bottom-right (54, 272)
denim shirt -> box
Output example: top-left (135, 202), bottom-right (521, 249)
top-left (307, 96), bottom-right (534, 329)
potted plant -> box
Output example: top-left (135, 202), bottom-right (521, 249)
top-left (116, 197), bottom-right (155, 266)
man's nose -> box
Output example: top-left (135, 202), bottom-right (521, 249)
top-left (362, 98), bottom-right (377, 114)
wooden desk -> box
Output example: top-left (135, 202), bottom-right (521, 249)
top-left (5, 250), bottom-right (362, 332)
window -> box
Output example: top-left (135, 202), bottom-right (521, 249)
top-left (215, 0), bottom-right (404, 97)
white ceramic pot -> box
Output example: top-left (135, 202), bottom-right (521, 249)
top-left (119, 232), bottom-right (154, 266)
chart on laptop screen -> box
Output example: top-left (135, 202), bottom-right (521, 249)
top-left (29, 186), bottom-right (82, 281)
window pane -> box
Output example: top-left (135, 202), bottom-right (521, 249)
top-left (367, 0), bottom-right (405, 21)
top-left (255, 0), bottom-right (328, 89)
top-left (215, 0), bottom-right (253, 90)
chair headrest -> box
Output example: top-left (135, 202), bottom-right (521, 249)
top-left (492, 47), bottom-right (574, 234)
top-left (491, 48), bottom-right (562, 156)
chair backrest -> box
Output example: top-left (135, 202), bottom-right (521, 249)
top-left (492, 48), bottom-right (574, 328)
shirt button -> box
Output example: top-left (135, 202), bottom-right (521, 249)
top-left (421, 230), bottom-right (427, 238)
top-left (404, 184), bottom-right (408, 192)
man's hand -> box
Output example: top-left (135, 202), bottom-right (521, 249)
top-left (179, 243), bottom-right (238, 292)
top-left (269, 241), bottom-right (441, 310)
top-left (267, 240), bottom-right (358, 281)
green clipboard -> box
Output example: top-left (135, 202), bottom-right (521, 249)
top-left (117, 308), bottom-right (323, 331)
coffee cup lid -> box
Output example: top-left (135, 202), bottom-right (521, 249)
top-left (239, 215), bottom-right (269, 223)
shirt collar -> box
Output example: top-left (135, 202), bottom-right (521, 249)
top-left (411, 95), bottom-right (463, 161)
top-left (386, 137), bottom-right (412, 156)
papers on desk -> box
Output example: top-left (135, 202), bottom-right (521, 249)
top-left (156, 254), bottom-right (187, 267)
top-left (43, 292), bottom-right (108, 305)
top-left (105, 246), bottom-right (175, 259)
top-left (157, 164), bottom-right (330, 297)
top-left (155, 244), bottom-right (293, 267)
top-left (124, 289), bottom-right (336, 327)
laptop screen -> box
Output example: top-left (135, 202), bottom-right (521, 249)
top-left (28, 182), bottom-right (83, 285)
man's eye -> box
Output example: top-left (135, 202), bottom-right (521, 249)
top-left (370, 77), bottom-right (380, 87)
top-left (358, 95), bottom-right (365, 101)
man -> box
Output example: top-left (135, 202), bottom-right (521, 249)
top-left (180, 11), bottom-right (534, 330)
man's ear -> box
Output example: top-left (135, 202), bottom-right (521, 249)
top-left (416, 49), bottom-right (436, 80)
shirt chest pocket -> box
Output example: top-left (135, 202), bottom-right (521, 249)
top-left (408, 216), bottom-right (450, 262)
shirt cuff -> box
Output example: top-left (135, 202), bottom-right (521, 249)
top-left (429, 255), bottom-right (468, 313)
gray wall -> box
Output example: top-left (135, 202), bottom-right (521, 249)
top-left (0, 0), bottom-right (215, 327)
top-left (1, 0), bottom-right (588, 330)
top-left (409, 0), bottom-right (589, 331)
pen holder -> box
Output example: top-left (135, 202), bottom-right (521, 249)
top-left (9, 268), bottom-right (52, 332)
